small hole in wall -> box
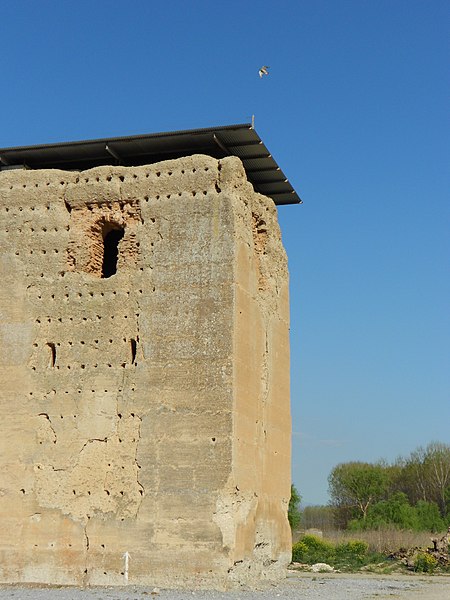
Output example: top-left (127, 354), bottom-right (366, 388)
top-left (130, 339), bottom-right (136, 365)
top-left (47, 343), bottom-right (56, 368)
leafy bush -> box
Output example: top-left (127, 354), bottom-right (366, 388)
top-left (292, 535), bottom-right (388, 572)
top-left (292, 535), bottom-right (335, 563)
top-left (335, 540), bottom-right (368, 559)
top-left (291, 541), bottom-right (308, 562)
top-left (334, 540), bottom-right (369, 569)
top-left (413, 552), bottom-right (437, 573)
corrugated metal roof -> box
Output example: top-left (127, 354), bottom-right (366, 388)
top-left (0, 123), bottom-right (301, 205)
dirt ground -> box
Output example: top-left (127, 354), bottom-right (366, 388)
top-left (1, 572), bottom-right (450, 599)
top-left (288, 571), bottom-right (450, 599)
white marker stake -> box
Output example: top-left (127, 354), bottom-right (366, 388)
top-left (123, 551), bottom-right (130, 583)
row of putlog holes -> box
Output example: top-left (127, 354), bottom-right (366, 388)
top-left (41, 339), bottom-right (137, 369)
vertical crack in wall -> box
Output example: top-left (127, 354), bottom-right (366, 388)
top-left (260, 331), bottom-right (270, 445)
top-left (134, 297), bottom-right (142, 364)
top-left (251, 213), bottom-right (268, 292)
top-left (134, 413), bottom-right (144, 512)
top-left (83, 520), bottom-right (90, 585)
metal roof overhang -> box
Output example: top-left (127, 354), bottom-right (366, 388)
top-left (0, 123), bottom-right (301, 205)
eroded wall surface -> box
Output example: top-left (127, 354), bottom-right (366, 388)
top-left (0, 154), bottom-right (291, 589)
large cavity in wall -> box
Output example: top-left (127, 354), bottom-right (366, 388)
top-left (0, 154), bottom-right (291, 589)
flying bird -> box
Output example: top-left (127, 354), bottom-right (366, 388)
top-left (259, 65), bottom-right (270, 78)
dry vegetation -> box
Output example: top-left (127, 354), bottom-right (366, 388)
top-left (323, 528), bottom-right (437, 554)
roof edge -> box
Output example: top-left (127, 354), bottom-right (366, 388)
top-left (0, 124), bottom-right (302, 205)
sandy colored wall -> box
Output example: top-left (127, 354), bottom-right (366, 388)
top-left (0, 154), bottom-right (291, 589)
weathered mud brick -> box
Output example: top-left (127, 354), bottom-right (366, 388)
top-left (0, 153), bottom-right (291, 589)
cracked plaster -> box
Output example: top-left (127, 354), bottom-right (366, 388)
top-left (0, 154), bottom-right (291, 589)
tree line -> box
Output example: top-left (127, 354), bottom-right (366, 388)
top-left (328, 442), bottom-right (450, 531)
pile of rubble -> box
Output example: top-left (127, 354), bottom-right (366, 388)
top-left (389, 527), bottom-right (450, 569)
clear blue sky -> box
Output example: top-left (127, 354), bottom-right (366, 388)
top-left (2, 0), bottom-right (449, 505)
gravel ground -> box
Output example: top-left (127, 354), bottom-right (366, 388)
top-left (1, 573), bottom-right (450, 600)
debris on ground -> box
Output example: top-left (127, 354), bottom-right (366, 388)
top-left (389, 527), bottom-right (450, 570)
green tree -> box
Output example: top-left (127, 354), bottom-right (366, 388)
top-left (444, 486), bottom-right (450, 519)
top-left (328, 462), bottom-right (391, 524)
top-left (423, 442), bottom-right (450, 516)
top-left (349, 492), bottom-right (419, 530)
top-left (397, 442), bottom-right (450, 516)
top-left (288, 484), bottom-right (302, 531)
top-left (415, 500), bottom-right (445, 532)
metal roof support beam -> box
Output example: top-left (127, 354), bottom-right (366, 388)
top-left (256, 178), bottom-right (288, 185)
top-left (226, 140), bottom-right (263, 148)
top-left (105, 144), bottom-right (122, 163)
top-left (246, 166), bottom-right (281, 174)
top-left (213, 134), bottom-right (229, 155)
top-left (241, 153), bottom-right (271, 160)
